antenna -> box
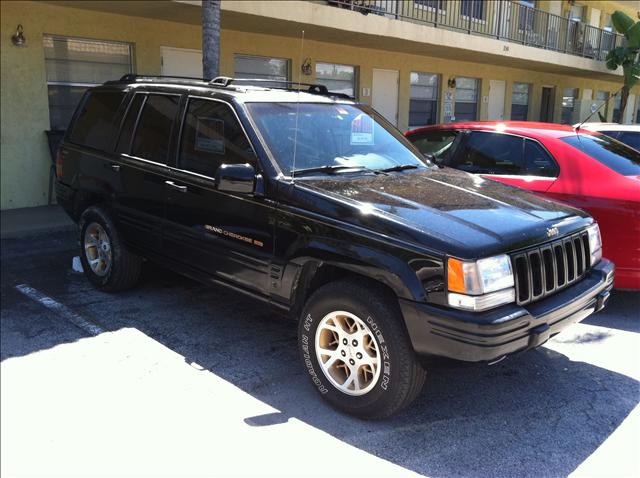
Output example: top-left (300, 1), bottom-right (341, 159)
top-left (575, 85), bottom-right (624, 132)
top-left (290, 30), bottom-right (304, 181)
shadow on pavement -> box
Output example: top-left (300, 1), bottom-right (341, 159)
top-left (2, 230), bottom-right (639, 477)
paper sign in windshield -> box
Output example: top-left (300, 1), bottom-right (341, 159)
top-left (195, 117), bottom-right (225, 154)
top-left (350, 114), bottom-right (374, 145)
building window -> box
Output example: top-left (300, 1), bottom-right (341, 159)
top-left (43, 35), bottom-right (133, 130)
top-left (460, 0), bottom-right (484, 21)
top-left (517, 1), bottom-right (536, 31)
top-left (454, 77), bottom-right (479, 121)
top-left (415, 0), bottom-right (446, 11)
top-left (595, 90), bottom-right (610, 119)
top-left (234, 54), bottom-right (289, 87)
top-left (561, 88), bottom-right (579, 124)
top-left (567, 4), bottom-right (584, 22)
top-left (315, 62), bottom-right (357, 98)
top-left (511, 82), bottom-right (530, 121)
top-left (409, 72), bottom-right (439, 127)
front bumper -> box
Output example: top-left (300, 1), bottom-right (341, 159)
top-left (400, 259), bottom-right (614, 362)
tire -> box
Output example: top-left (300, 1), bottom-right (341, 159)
top-left (78, 205), bottom-right (141, 292)
top-left (298, 279), bottom-right (426, 419)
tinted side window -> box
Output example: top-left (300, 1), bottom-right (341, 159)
top-left (179, 98), bottom-right (255, 177)
top-left (524, 140), bottom-right (559, 177)
top-left (454, 132), bottom-right (524, 174)
top-left (68, 91), bottom-right (125, 151)
top-left (115, 94), bottom-right (145, 154)
top-left (561, 134), bottom-right (640, 176)
top-left (131, 94), bottom-right (180, 164)
top-left (410, 130), bottom-right (458, 159)
top-left (617, 132), bottom-right (640, 151)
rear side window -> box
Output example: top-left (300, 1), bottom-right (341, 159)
top-left (179, 98), bottom-right (255, 177)
top-left (409, 130), bottom-right (458, 159)
top-left (524, 140), bottom-right (559, 177)
top-left (618, 132), bottom-right (640, 151)
top-left (115, 94), bottom-right (145, 155)
top-left (68, 91), bottom-right (125, 151)
top-left (451, 131), bottom-right (525, 175)
top-left (561, 134), bottom-right (640, 176)
top-left (131, 94), bottom-right (180, 164)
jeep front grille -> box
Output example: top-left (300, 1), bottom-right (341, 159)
top-left (512, 231), bottom-right (590, 306)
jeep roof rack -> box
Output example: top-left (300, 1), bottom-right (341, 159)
top-left (109, 74), bottom-right (352, 99)
top-left (210, 77), bottom-right (352, 99)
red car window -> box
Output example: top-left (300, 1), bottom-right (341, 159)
top-left (561, 134), bottom-right (640, 176)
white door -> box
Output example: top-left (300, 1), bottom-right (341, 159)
top-left (160, 46), bottom-right (202, 78)
top-left (488, 80), bottom-right (506, 120)
top-left (372, 69), bottom-right (399, 126)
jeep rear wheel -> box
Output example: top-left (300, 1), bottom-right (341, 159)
top-left (79, 206), bottom-right (141, 292)
top-left (298, 279), bottom-right (426, 419)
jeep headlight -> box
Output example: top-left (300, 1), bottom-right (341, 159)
top-left (447, 254), bottom-right (515, 311)
top-left (587, 223), bottom-right (602, 266)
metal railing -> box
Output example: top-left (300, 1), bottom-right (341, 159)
top-left (326, 0), bottom-right (624, 61)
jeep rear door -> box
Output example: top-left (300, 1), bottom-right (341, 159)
top-left (163, 96), bottom-right (276, 296)
top-left (113, 92), bottom-right (180, 253)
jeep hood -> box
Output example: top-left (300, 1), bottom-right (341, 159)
top-left (289, 168), bottom-right (590, 258)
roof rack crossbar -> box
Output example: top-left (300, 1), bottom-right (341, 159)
top-left (210, 77), bottom-right (352, 99)
top-left (118, 74), bottom-right (208, 82)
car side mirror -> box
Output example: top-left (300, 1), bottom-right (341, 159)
top-left (215, 163), bottom-right (257, 194)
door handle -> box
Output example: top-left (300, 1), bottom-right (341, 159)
top-left (165, 180), bottom-right (188, 193)
top-left (105, 163), bottom-right (121, 172)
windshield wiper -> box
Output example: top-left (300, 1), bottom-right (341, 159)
top-left (379, 164), bottom-right (420, 173)
top-left (291, 165), bottom-right (386, 177)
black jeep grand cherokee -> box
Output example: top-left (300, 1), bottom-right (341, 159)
top-left (56, 75), bottom-right (614, 418)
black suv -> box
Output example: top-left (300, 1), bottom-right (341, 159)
top-left (56, 75), bottom-right (614, 418)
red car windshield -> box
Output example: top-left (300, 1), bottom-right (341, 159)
top-left (561, 134), bottom-right (640, 176)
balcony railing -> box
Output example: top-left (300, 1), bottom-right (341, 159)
top-left (326, 0), bottom-right (624, 61)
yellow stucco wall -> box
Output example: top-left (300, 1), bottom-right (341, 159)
top-left (1, 1), bottom-right (202, 210)
top-left (1, 0), bottom-right (638, 210)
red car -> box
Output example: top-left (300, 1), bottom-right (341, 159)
top-left (405, 121), bottom-right (640, 289)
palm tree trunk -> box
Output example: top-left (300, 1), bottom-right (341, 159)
top-left (202, 0), bottom-right (220, 79)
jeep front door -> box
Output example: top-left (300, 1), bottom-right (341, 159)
top-left (164, 97), bottom-right (276, 296)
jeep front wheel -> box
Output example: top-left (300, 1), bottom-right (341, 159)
top-left (298, 279), bottom-right (426, 419)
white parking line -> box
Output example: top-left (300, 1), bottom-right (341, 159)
top-left (14, 283), bottom-right (104, 336)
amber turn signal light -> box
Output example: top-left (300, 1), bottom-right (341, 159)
top-left (447, 258), bottom-right (466, 293)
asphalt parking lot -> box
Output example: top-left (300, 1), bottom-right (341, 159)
top-left (1, 229), bottom-right (639, 477)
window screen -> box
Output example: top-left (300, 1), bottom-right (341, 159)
top-left (43, 35), bottom-right (133, 130)
top-left (455, 77), bottom-right (479, 122)
top-left (511, 83), bottom-right (530, 121)
top-left (315, 62), bottom-right (356, 98)
top-left (131, 95), bottom-right (179, 164)
top-left (68, 90), bottom-right (125, 151)
top-left (234, 54), bottom-right (289, 88)
top-left (179, 98), bottom-right (255, 177)
top-left (409, 72), bottom-right (439, 127)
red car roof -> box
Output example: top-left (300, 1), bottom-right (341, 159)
top-left (406, 121), bottom-right (599, 140)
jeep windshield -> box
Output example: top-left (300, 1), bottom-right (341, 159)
top-left (246, 103), bottom-right (428, 177)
